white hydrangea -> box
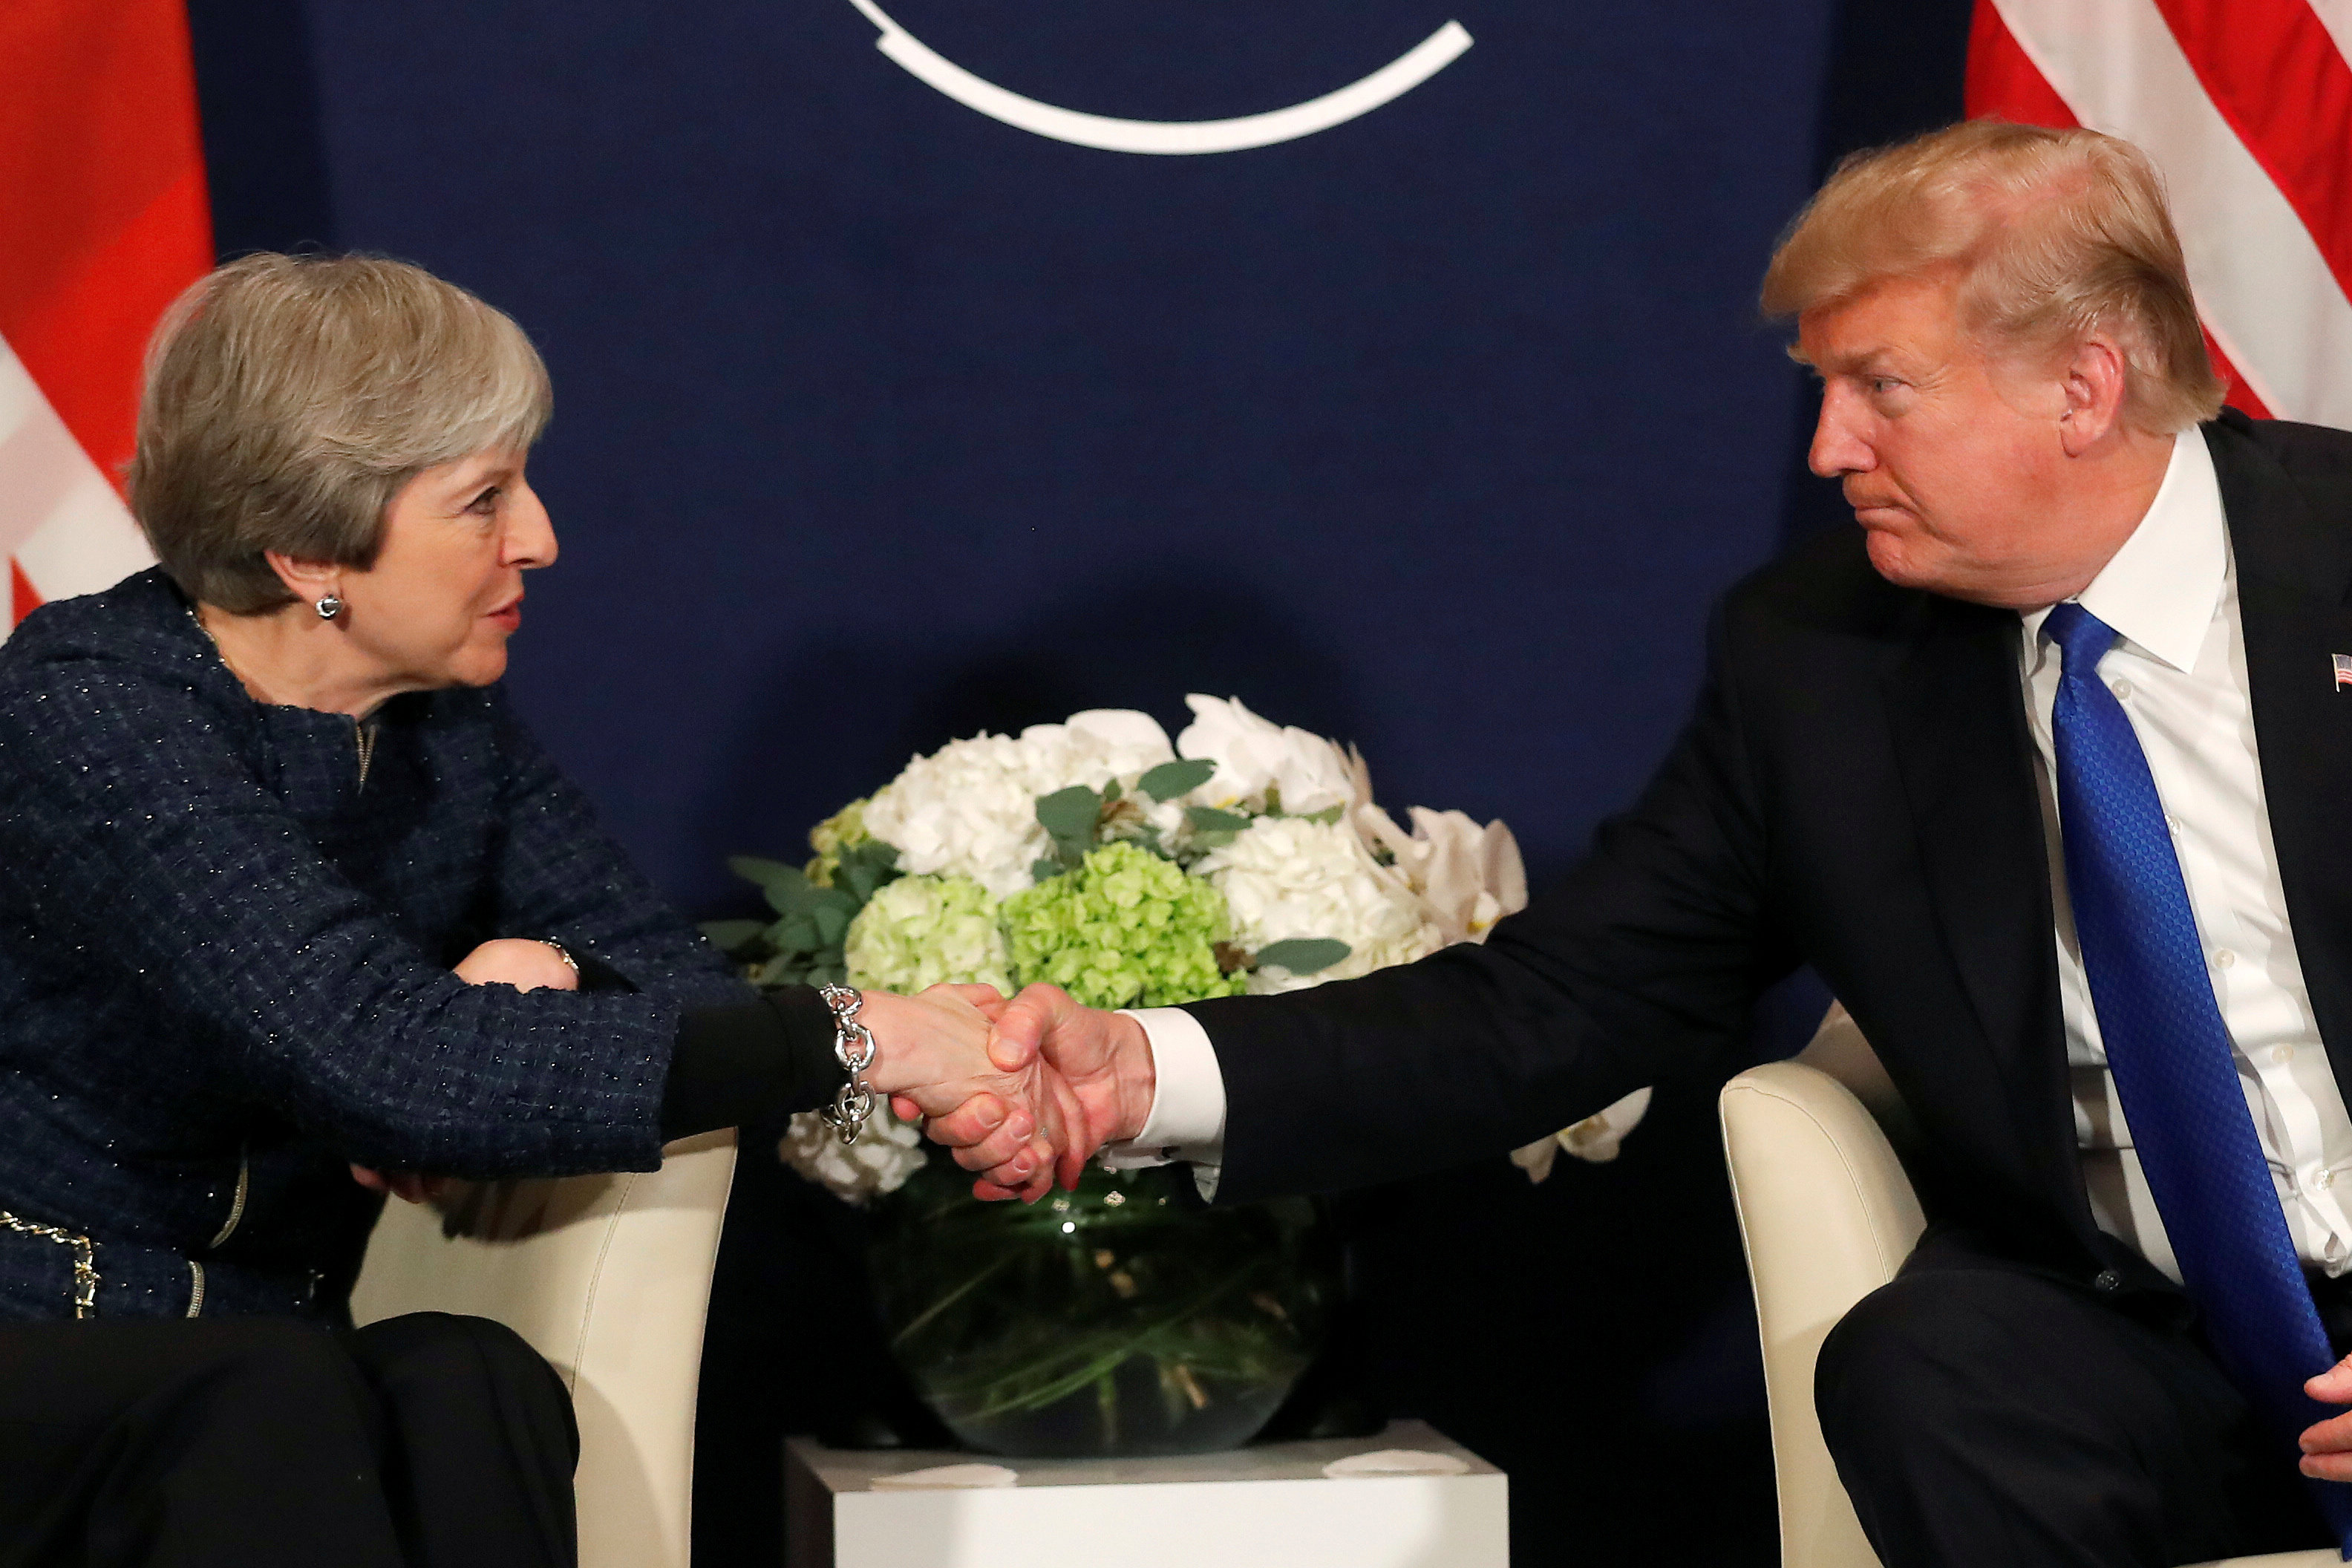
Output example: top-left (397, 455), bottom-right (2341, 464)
top-left (1176, 695), bottom-right (1356, 817)
top-left (1199, 817), bottom-right (1442, 994)
top-left (862, 710), bottom-right (1176, 898)
top-left (777, 1105), bottom-right (927, 1206)
top-left (843, 875), bottom-right (1013, 995)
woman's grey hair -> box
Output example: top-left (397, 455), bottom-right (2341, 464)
top-left (128, 252), bottom-right (553, 614)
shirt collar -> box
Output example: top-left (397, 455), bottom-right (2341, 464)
top-left (2019, 428), bottom-right (2226, 673)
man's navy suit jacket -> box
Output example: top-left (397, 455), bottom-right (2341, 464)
top-left (1188, 408), bottom-right (2352, 1295)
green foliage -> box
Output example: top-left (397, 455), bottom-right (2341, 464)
top-left (709, 841), bottom-right (901, 989)
top-left (1136, 758), bottom-right (1215, 802)
top-left (1036, 785), bottom-right (1105, 875)
top-left (1251, 938), bottom-right (1353, 977)
top-left (1000, 843), bottom-right (1249, 1009)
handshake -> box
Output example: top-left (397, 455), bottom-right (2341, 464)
top-left (857, 982), bottom-right (1160, 1202)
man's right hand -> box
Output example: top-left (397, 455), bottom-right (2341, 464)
top-left (917, 984), bottom-right (1157, 1198)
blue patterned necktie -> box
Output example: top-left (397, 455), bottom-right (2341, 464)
top-left (2045, 601), bottom-right (2352, 1549)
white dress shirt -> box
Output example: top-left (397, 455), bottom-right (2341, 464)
top-left (2023, 427), bottom-right (2352, 1281)
top-left (1117, 429), bottom-right (2352, 1275)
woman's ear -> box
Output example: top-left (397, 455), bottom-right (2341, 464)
top-left (263, 550), bottom-right (341, 606)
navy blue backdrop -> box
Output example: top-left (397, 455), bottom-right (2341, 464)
top-left (186, 2), bottom-right (1969, 1561)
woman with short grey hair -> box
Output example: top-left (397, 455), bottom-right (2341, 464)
top-left (0, 253), bottom-right (1045, 1565)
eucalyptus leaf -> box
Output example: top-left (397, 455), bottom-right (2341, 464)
top-left (1100, 777), bottom-right (1122, 803)
top-left (811, 902), bottom-right (851, 947)
top-left (1186, 806), bottom-right (1251, 834)
top-left (698, 918), bottom-right (765, 953)
top-left (1188, 829), bottom-right (1240, 852)
top-left (1299, 805), bottom-right (1346, 826)
top-left (1030, 858), bottom-right (1066, 884)
top-left (1253, 938), bottom-right (1352, 976)
top-left (1036, 785), bottom-right (1102, 866)
top-left (1138, 758), bottom-right (1215, 802)
top-left (1036, 785), bottom-right (1102, 840)
top-left (728, 855), bottom-right (803, 891)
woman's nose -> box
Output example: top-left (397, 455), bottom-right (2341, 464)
top-left (505, 484), bottom-right (559, 568)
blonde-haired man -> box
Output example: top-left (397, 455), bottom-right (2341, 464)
top-left (939, 122), bottom-right (2352, 1564)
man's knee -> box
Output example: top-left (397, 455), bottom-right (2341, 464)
top-left (1815, 1265), bottom-right (2059, 1452)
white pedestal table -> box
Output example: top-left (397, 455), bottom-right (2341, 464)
top-left (784, 1418), bottom-right (1509, 1568)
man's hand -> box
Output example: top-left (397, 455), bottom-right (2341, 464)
top-left (2302, 1356), bottom-right (2352, 1479)
top-left (454, 938), bottom-right (579, 993)
top-left (859, 984), bottom-right (1065, 1202)
top-left (921, 984), bottom-right (1156, 1198)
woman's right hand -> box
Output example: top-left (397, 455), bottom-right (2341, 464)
top-left (353, 941), bottom-right (578, 1203)
top-left (454, 938), bottom-right (578, 993)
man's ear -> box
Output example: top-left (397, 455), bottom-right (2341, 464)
top-left (2057, 336), bottom-right (2130, 457)
top-left (263, 550), bottom-right (341, 606)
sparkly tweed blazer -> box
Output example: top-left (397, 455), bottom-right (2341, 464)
top-left (0, 569), bottom-right (748, 1320)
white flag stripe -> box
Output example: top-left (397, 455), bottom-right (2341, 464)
top-left (0, 333), bottom-right (153, 611)
top-left (1990, 0), bottom-right (2352, 428)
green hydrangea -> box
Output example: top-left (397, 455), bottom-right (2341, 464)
top-left (1000, 843), bottom-right (1248, 1009)
top-left (843, 874), bottom-right (1014, 994)
top-left (806, 799), bottom-right (872, 889)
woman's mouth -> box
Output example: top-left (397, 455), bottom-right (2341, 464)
top-left (487, 598), bottom-right (523, 633)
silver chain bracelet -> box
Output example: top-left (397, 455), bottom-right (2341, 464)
top-left (817, 983), bottom-right (878, 1144)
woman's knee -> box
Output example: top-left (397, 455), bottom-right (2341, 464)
top-left (347, 1313), bottom-right (578, 1461)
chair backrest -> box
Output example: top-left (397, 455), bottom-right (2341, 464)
top-left (1719, 1007), bottom-right (1924, 1568)
top-left (347, 1130), bottom-right (738, 1568)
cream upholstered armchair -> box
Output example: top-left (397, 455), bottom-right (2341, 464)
top-left (1719, 1008), bottom-right (2336, 1568)
top-left (347, 1130), bottom-right (738, 1568)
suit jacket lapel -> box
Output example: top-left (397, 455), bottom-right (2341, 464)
top-left (1881, 591), bottom-right (2080, 1199)
top-left (2217, 422), bottom-right (2352, 1097)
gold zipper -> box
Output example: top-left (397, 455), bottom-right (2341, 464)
top-left (355, 718), bottom-right (379, 789)
top-left (206, 1147), bottom-right (249, 1249)
top-left (187, 1259), bottom-right (206, 1318)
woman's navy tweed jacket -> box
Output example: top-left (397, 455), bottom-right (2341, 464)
top-left (0, 569), bottom-right (750, 1320)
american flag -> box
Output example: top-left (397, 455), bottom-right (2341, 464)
top-left (1970, 0), bottom-right (2352, 428)
top-left (1, 1), bottom-right (210, 638)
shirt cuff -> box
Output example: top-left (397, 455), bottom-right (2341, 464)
top-left (1100, 1007), bottom-right (1226, 1189)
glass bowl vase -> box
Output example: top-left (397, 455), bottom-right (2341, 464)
top-left (867, 1152), bottom-right (1331, 1458)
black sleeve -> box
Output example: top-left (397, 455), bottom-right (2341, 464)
top-left (662, 986), bottom-right (846, 1140)
top-left (1193, 607), bottom-right (1794, 1204)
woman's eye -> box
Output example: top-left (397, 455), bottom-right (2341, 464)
top-left (466, 488), bottom-right (500, 515)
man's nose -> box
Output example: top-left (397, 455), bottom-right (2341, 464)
top-left (1809, 388), bottom-right (1872, 478)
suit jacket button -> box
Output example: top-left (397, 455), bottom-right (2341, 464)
top-left (2093, 1270), bottom-right (2122, 1292)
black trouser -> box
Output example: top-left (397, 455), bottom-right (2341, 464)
top-left (0, 1312), bottom-right (577, 1568)
top-left (1817, 1240), bottom-right (2337, 1568)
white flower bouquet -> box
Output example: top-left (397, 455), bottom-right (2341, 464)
top-left (708, 695), bottom-right (1646, 1203)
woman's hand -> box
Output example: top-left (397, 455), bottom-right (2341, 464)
top-left (350, 1164), bottom-right (445, 1204)
top-left (860, 984), bottom-right (1073, 1200)
top-left (454, 938), bottom-right (578, 993)
top-left (353, 941), bottom-right (576, 1202)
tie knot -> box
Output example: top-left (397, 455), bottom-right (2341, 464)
top-left (2044, 601), bottom-right (2118, 676)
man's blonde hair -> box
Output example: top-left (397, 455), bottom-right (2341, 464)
top-left (128, 252), bottom-right (552, 614)
top-left (1761, 120), bottom-right (2224, 433)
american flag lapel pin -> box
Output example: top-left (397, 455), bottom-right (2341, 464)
top-left (2336, 654), bottom-right (2352, 690)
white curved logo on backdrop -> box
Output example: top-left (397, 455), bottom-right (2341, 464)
top-left (846, 0), bottom-right (1473, 155)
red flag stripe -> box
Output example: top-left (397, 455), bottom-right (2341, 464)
top-left (2144, 0), bottom-right (2352, 315)
top-left (1964, 0), bottom-right (2283, 422)
top-left (1964, 0), bottom-right (2077, 126)
top-left (9, 562), bottom-right (38, 628)
top-left (0, 0), bottom-right (209, 484)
